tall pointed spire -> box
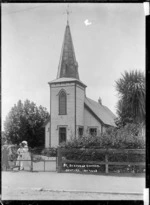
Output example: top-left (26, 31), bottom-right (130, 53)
top-left (57, 22), bottom-right (79, 79)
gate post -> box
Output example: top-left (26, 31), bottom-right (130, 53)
top-left (105, 152), bottom-right (109, 174)
top-left (30, 152), bottom-right (33, 172)
top-left (57, 147), bottom-right (62, 173)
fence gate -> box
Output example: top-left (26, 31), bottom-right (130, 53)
top-left (30, 154), bottom-right (58, 172)
top-left (2, 146), bottom-right (58, 172)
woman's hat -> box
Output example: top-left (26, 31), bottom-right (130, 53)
top-left (22, 141), bottom-right (27, 145)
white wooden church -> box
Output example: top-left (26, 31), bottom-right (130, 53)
top-left (44, 20), bottom-right (116, 148)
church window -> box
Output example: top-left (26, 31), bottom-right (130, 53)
top-left (78, 127), bottom-right (84, 137)
top-left (89, 128), bottom-right (97, 137)
top-left (59, 90), bottom-right (67, 115)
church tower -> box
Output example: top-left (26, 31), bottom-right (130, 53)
top-left (48, 20), bottom-right (87, 147)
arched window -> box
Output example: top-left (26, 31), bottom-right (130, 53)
top-left (59, 90), bottom-right (67, 115)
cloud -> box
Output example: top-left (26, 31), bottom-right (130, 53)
top-left (84, 19), bottom-right (92, 26)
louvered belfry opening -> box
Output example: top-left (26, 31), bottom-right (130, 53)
top-left (57, 24), bottom-right (79, 80)
top-left (59, 91), bottom-right (67, 115)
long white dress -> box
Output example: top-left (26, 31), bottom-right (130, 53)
top-left (21, 146), bottom-right (31, 169)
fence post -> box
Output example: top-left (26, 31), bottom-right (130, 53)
top-left (56, 149), bottom-right (58, 171)
top-left (31, 153), bottom-right (33, 172)
top-left (57, 147), bottom-right (62, 173)
top-left (44, 160), bottom-right (45, 172)
top-left (105, 152), bottom-right (108, 174)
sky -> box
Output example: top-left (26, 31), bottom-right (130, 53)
top-left (2, 3), bottom-right (145, 131)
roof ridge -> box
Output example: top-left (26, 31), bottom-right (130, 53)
top-left (86, 97), bottom-right (104, 107)
top-left (84, 97), bottom-right (116, 126)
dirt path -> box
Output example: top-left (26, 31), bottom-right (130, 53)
top-left (2, 171), bottom-right (145, 200)
top-left (2, 187), bottom-right (143, 200)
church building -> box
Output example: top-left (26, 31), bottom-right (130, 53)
top-left (44, 20), bottom-right (116, 148)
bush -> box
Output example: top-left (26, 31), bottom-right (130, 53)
top-left (59, 123), bottom-right (145, 174)
top-left (60, 123), bottom-right (145, 149)
top-left (62, 149), bottom-right (105, 161)
top-left (41, 147), bottom-right (57, 157)
top-left (30, 147), bottom-right (44, 155)
top-left (32, 155), bottom-right (43, 162)
top-left (60, 148), bottom-right (145, 174)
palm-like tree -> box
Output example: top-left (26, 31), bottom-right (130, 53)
top-left (116, 70), bottom-right (145, 125)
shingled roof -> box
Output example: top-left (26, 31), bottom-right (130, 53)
top-left (84, 97), bottom-right (116, 127)
top-left (57, 23), bottom-right (79, 79)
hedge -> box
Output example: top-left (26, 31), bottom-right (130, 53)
top-left (60, 148), bottom-right (145, 174)
top-left (60, 123), bottom-right (145, 149)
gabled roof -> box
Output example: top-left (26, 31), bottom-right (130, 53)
top-left (57, 23), bottom-right (79, 80)
top-left (84, 97), bottom-right (116, 127)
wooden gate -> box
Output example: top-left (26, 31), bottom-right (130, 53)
top-left (2, 146), bottom-right (58, 172)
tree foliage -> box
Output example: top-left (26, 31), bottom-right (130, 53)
top-left (1, 131), bottom-right (7, 145)
top-left (115, 70), bottom-right (145, 126)
top-left (4, 99), bottom-right (50, 147)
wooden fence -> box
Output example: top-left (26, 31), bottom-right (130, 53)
top-left (4, 154), bottom-right (57, 172)
top-left (2, 146), bottom-right (57, 172)
top-left (57, 148), bottom-right (145, 174)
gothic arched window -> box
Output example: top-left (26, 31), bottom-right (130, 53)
top-left (59, 90), bottom-right (67, 115)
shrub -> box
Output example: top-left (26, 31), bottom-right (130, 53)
top-left (32, 155), bottom-right (43, 162)
top-left (30, 147), bottom-right (44, 155)
top-left (60, 123), bottom-right (145, 149)
top-left (41, 147), bottom-right (57, 157)
top-left (60, 148), bottom-right (145, 174)
top-left (60, 135), bottom-right (101, 148)
top-left (62, 149), bottom-right (105, 162)
top-left (59, 123), bottom-right (145, 174)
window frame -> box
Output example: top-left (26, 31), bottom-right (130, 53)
top-left (89, 127), bottom-right (98, 137)
top-left (59, 90), bottom-right (67, 115)
top-left (59, 127), bottom-right (67, 144)
top-left (78, 126), bottom-right (84, 137)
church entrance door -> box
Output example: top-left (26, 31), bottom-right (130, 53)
top-left (59, 127), bottom-right (66, 144)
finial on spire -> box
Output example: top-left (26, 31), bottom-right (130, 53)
top-left (66, 4), bottom-right (71, 25)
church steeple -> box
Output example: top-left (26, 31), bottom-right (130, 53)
top-left (57, 22), bottom-right (79, 80)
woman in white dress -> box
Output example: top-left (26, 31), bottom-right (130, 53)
top-left (21, 141), bottom-right (31, 170)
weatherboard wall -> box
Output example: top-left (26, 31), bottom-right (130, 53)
top-left (50, 82), bottom-right (76, 147)
top-left (76, 84), bottom-right (85, 138)
top-left (84, 107), bottom-right (102, 136)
